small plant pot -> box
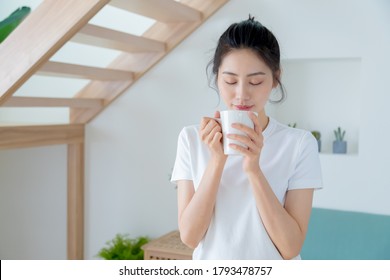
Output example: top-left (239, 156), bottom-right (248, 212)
top-left (317, 140), bottom-right (321, 153)
top-left (333, 140), bottom-right (347, 154)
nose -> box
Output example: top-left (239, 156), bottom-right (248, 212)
top-left (235, 83), bottom-right (250, 102)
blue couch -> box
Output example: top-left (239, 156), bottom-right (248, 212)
top-left (301, 208), bottom-right (390, 259)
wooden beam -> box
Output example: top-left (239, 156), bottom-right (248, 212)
top-left (70, 80), bottom-right (135, 124)
top-left (180, 0), bottom-right (228, 19)
top-left (38, 61), bottom-right (134, 81)
top-left (67, 142), bottom-right (85, 260)
top-left (0, 124), bottom-right (84, 150)
top-left (3, 96), bottom-right (104, 108)
top-left (70, 0), bottom-right (229, 124)
top-left (0, 0), bottom-right (110, 106)
top-left (109, 0), bottom-right (202, 22)
top-left (72, 24), bottom-right (166, 53)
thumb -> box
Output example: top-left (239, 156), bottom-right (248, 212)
top-left (214, 111), bottom-right (221, 119)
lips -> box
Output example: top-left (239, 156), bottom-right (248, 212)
top-left (234, 105), bottom-right (254, 111)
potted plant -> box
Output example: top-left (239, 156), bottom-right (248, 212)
top-left (333, 126), bottom-right (347, 154)
top-left (97, 234), bottom-right (150, 260)
top-left (311, 130), bottom-right (321, 152)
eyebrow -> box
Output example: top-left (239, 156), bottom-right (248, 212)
top-left (222, 71), bottom-right (266, 77)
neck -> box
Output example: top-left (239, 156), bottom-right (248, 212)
top-left (257, 111), bottom-right (269, 131)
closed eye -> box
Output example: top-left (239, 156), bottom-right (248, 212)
top-left (250, 82), bottom-right (262, 85)
top-left (224, 80), bottom-right (237, 85)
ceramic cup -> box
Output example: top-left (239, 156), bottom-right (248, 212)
top-left (218, 110), bottom-right (257, 155)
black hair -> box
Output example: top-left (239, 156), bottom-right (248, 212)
top-left (207, 15), bottom-right (285, 103)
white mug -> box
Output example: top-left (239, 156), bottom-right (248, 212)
top-left (219, 110), bottom-right (257, 155)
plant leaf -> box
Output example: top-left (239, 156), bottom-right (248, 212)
top-left (0, 7), bottom-right (31, 43)
top-left (97, 234), bottom-right (150, 260)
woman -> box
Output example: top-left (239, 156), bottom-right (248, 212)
top-left (171, 16), bottom-right (322, 260)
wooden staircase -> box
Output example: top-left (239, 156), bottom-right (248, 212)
top-left (0, 0), bottom-right (228, 259)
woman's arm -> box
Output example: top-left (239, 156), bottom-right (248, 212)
top-left (247, 169), bottom-right (314, 259)
top-left (177, 155), bottom-right (226, 248)
top-left (228, 112), bottom-right (315, 259)
top-left (177, 113), bottom-right (227, 248)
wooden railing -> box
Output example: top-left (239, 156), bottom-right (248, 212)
top-left (0, 0), bottom-right (228, 259)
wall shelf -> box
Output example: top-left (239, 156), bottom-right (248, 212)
top-left (267, 57), bottom-right (362, 155)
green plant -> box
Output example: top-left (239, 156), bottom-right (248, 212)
top-left (311, 131), bottom-right (321, 141)
top-left (334, 126), bottom-right (346, 142)
top-left (97, 234), bottom-right (150, 260)
top-left (0, 6), bottom-right (31, 43)
top-left (288, 122), bottom-right (297, 128)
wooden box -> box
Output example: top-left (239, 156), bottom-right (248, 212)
top-left (141, 230), bottom-right (193, 260)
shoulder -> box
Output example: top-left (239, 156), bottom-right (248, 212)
top-left (178, 124), bottom-right (200, 139)
top-left (268, 118), bottom-right (317, 151)
top-left (180, 124), bottom-right (199, 135)
top-left (271, 118), bottom-right (314, 140)
top-left (176, 124), bottom-right (202, 147)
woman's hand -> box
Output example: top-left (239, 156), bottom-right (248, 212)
top-left (227, 112), bottom-right (263, 173)
top-left (200, 111), bottom-right (227, 161)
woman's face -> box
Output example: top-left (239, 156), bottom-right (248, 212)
top-left (217, 48), bottom-right (277, 114)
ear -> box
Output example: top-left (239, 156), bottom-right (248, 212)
top-left (273, 69), bottom-right (281, 88)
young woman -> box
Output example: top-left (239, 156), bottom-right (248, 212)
top-left (171, 16), bottom-right (322, 260)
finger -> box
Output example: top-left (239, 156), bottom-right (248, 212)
top-left (248, 111), bottom-right (262, 135)
top-left (200, 117), bottom-right (213, 130)
top-left (229, 143), bottom-right (251, 156)
top-left (206, 125), bottom-right (222, 144)
top-left (231, 123), bottom-right (258, 141)
top-left (207, 120), bottom-right (222, 136)
top-left (227, 134), bottom-right (259, 151)
top-left (214, 110), bottom-right (221, 119)
top-left (200, 118), bottom-right (220, 137)
top-left (200, 116), bottom-right (220, 130)
top-left (211, 131), bottom-right (223, 146)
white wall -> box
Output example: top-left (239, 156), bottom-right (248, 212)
top-left (278, 57), bottom-right (362, 154)
top-left (0, 146), bottom-right (67, 259)
top-left (1, 0), bottom-right (389, 259)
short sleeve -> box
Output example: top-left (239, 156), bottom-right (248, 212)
top-left (170, 128), bottom-right (193, 184)
top-left (288, 131), bottom-right (323, 190)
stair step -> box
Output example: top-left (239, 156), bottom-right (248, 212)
top-left (3, 96), bottom-right (104, 108)
top-left (38, 61), bottom-right (134, 81)
top-left (109, 0), bottom-right (202, 22)
top-left (72, 24), bottom-right (166, 53)
top-left (0, 0), bottom-right (110, 105)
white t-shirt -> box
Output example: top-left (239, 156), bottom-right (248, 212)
top-left (171, 117), bottom-right (323, 260)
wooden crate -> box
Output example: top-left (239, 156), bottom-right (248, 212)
top-left (141, 230), bottom-right (193, 260)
